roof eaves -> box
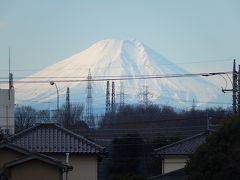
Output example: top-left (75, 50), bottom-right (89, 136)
top-left (3, 153), bottom-right (73, 171)
top-left (0, 141), bottom-right (30, 155)
top-left (149, 168), bottom-right (185, 179)
top-left (154, 131), bottom-right (208, 155)
top-left (10, 123), bottom-right (106, 153)
top-left (9, 124), bottom-right (40, 140)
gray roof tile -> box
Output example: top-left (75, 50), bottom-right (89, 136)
top-left (154, 132), bottom-right (208, 155)
top-left (10, 123), bottom-right (105, 154)
top-left (0, 141), bottom-right (72, 171)
top-left (4, 153), bottom-right (73, 171)
top-left (149, 168), bottom-right (185, 180)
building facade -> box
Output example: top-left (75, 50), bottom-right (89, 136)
top-left (0, 141), bottom-right (72, 180)
top-left (154, 132), bottom-right (208, 174)
top-left (0, 89), bottom-right (15, 135)
top-left (10, 123), bottom-right (106, 180)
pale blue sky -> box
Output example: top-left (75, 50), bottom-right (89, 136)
top-left (0, 0), bottom-right (240, 87)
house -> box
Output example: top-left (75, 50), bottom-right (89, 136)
top-left (9, 123), bottom-right (106, 180)
top-left (153, 132), bottom-right (208, 175)
top-left (0, 141), bottom-right (72, 180)
top-left (148, 168), bottom-right (185, 180)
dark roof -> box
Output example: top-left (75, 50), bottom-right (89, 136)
top-left (149, 168), bottom-right (185, 180)
top-left (0, 140), bottom-right (30, 155)
top-left (154, 132), bottom-right (208, 155)
top-left (10, 123), bottom-right (105, 154)
top-left (0, 140), bottom-right (72, 172)
top-left (4, 153), bottom-right (73, 172)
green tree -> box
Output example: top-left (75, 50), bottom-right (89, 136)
top-left (110, 134), bottom-right (145, 179)
top-left (185, 116), bottom-right (240, 180)
top-left (0, 128), bottom-right (4, 141)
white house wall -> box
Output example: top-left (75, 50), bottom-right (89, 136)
top-left (52, 154), bottom-right (98, 180)
top-left (0, 89), bottom-right (14, 134)
top-left (162, 155), bottom-right (189, 174)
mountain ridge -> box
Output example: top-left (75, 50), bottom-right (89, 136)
top-left (14, 39), bottom-right (230, 112)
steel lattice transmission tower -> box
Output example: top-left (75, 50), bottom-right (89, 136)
top-left (86, 69), bottom-right (94, 128)
top-left (111, 81), bottom-right (116, 113)
top-left (119, 82), bottom-right (125, 110)
top-left (105, 81), bottom-right (111, 114)
top-left (143, 85), bottom-right (150, 107)
top-left (191, 98), bottom-right (196, 111)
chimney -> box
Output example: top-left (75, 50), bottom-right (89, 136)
top-left (66, 153), bottom-right (70, 164)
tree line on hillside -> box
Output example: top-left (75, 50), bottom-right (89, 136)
top-left (14, 103), bottom-right (231, 137)
top-left (14, 103), bottom-right (87, 132)
top-left (98, 105), bottom-right (230, 138)
top-left (10, 104), bottom-right (237, 179)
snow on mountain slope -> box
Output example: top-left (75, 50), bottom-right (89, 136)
top-left (15, 39), bottom-right (229, 112)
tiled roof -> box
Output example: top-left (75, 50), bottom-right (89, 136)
top-left (0, 141), bottom-right (72, 172)
top-left (149, 168), bottom-right (185, 180)
top-left (154, 132), bottom-right (208, 155)
top-left (4, 153), bottom-right (73, 172)
top-left (0, 140), bottom-right (30, 155)
top-left (10, 123), bottom-right (105, 154)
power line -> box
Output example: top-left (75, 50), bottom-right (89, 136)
top-left (0, 73), bottom-right (232, 80)
top-left (0, 71), bottom-right (232, 83)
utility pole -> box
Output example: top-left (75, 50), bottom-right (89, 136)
top-left (233, 60), bottom-right (238, 114)
top-left (238, 65), bottom-right (240, 115)
top-left (222, 60), bottom-right (238, 115)
top-left (66, 87), bottom-right (70, 126)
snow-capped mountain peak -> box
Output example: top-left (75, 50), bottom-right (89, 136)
top-left (15, 39), bottom-right (229, 112)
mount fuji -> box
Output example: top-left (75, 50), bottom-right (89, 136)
top-left (15, 39), bottom-right (230, 112)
